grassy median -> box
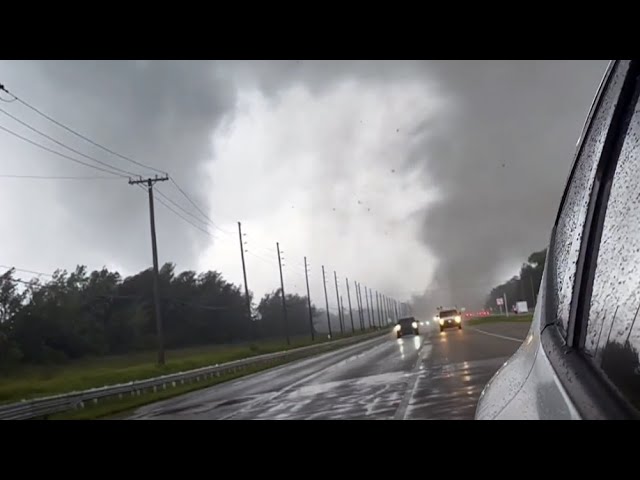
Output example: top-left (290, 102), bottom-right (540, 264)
top-left (467, 314), bottom-right (533, 327)
top-left (0, 329), bottom-right (380, 407)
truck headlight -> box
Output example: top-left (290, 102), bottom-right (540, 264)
top-left (394, 325), bottom-right (401, 332)
top-left (412, 322), bottom-right (418, 329)
top-left (439, 319), bottom-right (444, 325)
top-left (455, 316), bottom-right (461, 323)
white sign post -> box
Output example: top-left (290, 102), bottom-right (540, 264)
top-left (496, 297), bottom-right (504, 315)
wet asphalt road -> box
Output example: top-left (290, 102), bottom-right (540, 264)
top-left (128, 320), bottom-right (530, 420)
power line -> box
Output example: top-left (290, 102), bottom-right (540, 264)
top-left (0, 83), bottom-right (167, 176)
top-left (245, 249), bottom-right (279, 267)
top-left (0, 106), bottom-right (138, 177)
top-left (0, 265), bottom-right (53, 277)
top-left (0, 123), bottom-right (127, 178)
top-left (169, 178), bottom-right (232, 235)
top-left (155, 188), bottom-right (217, 232)
top-left (135, 184), bottom-right (218, 239)
top-left (0, 174), bottom-right (121, 180)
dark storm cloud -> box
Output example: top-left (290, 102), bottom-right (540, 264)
top-left (0, 60), bottom-right (609, 310)
top-left (1, 60), bottom-right (236, 273)
top-left (225, 60), bottom-right (609, 309)
top-left (411, 60), bottom-right (609, 310)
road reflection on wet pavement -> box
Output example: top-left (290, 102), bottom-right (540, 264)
top-left (128, 321), bottom-right (529, 420)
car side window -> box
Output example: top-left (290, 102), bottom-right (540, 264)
top-left (585, 76), bottom-right (640, 410)
top-left (548, 60), bottom-right (629, 335)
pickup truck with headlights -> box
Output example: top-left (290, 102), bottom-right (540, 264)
top-left (434, 308), bottom-right (462, 332)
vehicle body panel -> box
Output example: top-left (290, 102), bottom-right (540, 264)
top-left (475, 261), bottom-right (580, 419)
top-left (476, 61), bottom-right (617, 420)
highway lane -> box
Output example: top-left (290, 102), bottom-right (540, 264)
top-left (128, 320), bottom-right (530, 420)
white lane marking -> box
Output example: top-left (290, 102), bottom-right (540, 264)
top-left (393, 340), bottom-right (430, 420)
top-left (469, 327), bottom-right (524, 343)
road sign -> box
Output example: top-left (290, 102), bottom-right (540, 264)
top-left (496, 297), bottom-right (504, 306)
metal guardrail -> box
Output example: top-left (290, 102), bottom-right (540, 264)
top-left (0, 330), bottom-right (387, 420)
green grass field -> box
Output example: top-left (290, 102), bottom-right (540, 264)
top-left (466, 314), bottom-right (533, 327)
top-left (49, 331), bottom-right (381, 420)
top-left (0, 329), bottom-right (378, 406)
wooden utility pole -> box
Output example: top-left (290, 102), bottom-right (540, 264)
top-left (356, 282), bottom-right (366, 330)
top-left (369, 288), bottom-right (377, 328)
top-left (334, 271), bottom-right (344, 335)
top-left (128, 175), bottom-right (169, 365)
top-left (237, 222), bottom-right (252, 330)
top-left (322, 265), bottom-right (332, 338)
top-left (304, 257), bottom-right (315, 341)
top-left (346, 278), bottom-right (355, 334)
top-left (276, 242), bottom-right (290, 345)
top-left (364, 285), bottom-right (372, 328)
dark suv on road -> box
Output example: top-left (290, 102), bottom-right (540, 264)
top-left (394, 316), bottom-right (419, 339)
top-left (477, 60), bottom-right (640, 420)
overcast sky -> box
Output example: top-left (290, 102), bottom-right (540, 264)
top-left (0, 60), bottom-right (608, 315)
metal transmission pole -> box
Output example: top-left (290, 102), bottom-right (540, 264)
top-left (237, 222), bottom-right (252, 330)
top-left (346, 278), bottom-right (355, 334)
top-left (276, 242), bottom-right (290, 345)
top-left (340, 295), bottom-right (346, 334)
top-left (364, 286), bottom-right (372, 329)
top-left (334, 271), bottom-right (344, 335)
top-left (129, 175), bottom-right (169, 366)
top-left (304, 257), bottom-right (315, 341)
top-left (376, 291), bottom-right (382, 327)
top-left (322, 265), bottom-right (332, 339)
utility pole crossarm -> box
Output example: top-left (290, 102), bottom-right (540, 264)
top-left (128, 174), bottom-right (169, 186)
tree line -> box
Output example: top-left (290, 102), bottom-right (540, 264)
top-left (484, 248), bottom-right (546, 312)
top-left (0, 263), bottom-right (352, 368)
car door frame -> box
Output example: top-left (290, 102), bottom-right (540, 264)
top-left (541, 59), bottom-right (640, 419)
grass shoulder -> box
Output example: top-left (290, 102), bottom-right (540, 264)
top-left (466, 314), bottom-right (533, 327)
top-left (0, 329), bottom-right (379, 406)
